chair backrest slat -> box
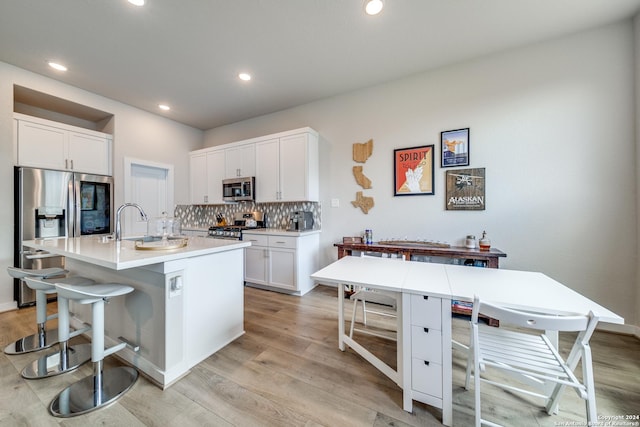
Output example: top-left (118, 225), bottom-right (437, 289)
top-left (472, 296), bottom-right (591, 332)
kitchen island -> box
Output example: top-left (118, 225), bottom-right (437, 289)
top-left (22, 235), bottom-right (250, 388)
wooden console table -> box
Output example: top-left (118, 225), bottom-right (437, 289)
top-left (335, 242), bottom-right (507, 268)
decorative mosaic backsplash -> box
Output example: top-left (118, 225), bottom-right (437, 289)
top-left (174, 201), bottom-right (321, 230)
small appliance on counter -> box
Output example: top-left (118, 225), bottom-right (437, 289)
top-left (288, 211), bottom-right (314, 231)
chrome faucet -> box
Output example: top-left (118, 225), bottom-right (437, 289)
top-left (115, 203), bottom-right (148, 241)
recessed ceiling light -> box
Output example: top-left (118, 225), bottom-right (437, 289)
top-left (364, 0), bottom-right (383, 15)
top-left (128, 0), bottom-right (145, 6)
top-left (238, 73), bottom-right (251, 81)
top-left (47, 61), bottom-right (67, 72)
top-left (158, 104), bottom-right (170, 111)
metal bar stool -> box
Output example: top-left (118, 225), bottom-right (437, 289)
top-left (21, 276), bottom-right (95, 379)
top-left (50, 282), bottom-right (139, 417)
top-left (4, 267), bottom-right (70, 354)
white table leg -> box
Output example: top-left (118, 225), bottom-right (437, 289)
top-left (401, 293), bottom-right (412, 412)
top-left (338, 284), bottom-right (345, 351)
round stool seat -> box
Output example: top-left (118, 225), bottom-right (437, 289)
top-left (7, 266), bottom-right (67, 280)
top-left (55, 283), bottom-right (134, 304)
top-left (24, 276), bottom-right (96, 292)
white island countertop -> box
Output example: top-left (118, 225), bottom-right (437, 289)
top-left (23, 236), bottom-right (250, 270)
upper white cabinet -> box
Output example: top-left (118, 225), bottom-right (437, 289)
top-left (189, 152), bottom-right (208, 204)
top-left (189, 149), bottom-right (224, 204)
top-left (189, 127), bottom-right (319, 205)
top-left (206, 150), bottom-right (225, 204)
top-left (225, 144), bottom-right (255, 178)
top-left (14, 113), bottom-right (112, 176)
top-left (255, 131), bottom-right (319, 203)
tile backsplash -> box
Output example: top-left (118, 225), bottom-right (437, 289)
top-left (174, 202), bottom-right (321, 230)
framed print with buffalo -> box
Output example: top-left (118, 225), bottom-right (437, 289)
top-left (441, 128), bottom-right (469, 167)
top-left (394, 145), bottom-right (434, 196)
top-left (445, 168), bottom-right (485, 210)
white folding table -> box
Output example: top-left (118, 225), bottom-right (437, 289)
top-left (311, 256), bottom-right (624, 427)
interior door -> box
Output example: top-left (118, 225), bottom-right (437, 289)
top-left (125, 160), bottom-right (173, 237)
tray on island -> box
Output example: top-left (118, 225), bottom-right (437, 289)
top-left (134, 237), bottom-right (188, 251)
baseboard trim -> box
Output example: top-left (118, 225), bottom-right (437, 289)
top-left (0, 301), bottom-right (18, 313)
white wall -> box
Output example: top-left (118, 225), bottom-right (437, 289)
top-left (205, 22), bottom-right (638, 327)
top-left (635, 14), bottom-right (640, 332)
top-left (0, 62), bottom-right (203, 310)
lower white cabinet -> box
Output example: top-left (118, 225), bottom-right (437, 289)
top-left (243, 231), bottom-right (320, 296)
top-left (403, 293), bottom-right (452, 417)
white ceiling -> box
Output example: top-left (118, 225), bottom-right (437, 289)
top-left (1, 0), bottom-right (639, 130)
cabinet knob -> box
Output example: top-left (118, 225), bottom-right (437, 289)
top-left (423, 327), bottom-right (429, 333)
top-left (423, 360), bottom-right (430, 366)
top-left (423, 295), bottom-right (429, 300)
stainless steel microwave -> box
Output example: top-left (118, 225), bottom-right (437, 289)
top-left (222, 177), bottom-right (255, 202)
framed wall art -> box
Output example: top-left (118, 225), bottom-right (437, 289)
top-left (445, 168), bottom-right (485, 210)
top-left (393, 145), bottom-right (434, 196)
top-left (441, 128), bottom-right (469, 167)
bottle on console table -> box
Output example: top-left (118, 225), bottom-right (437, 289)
top-left (365, 229), bottom-right (373, 244)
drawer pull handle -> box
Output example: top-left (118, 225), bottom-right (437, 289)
top-left (423, 295), bottom-right (429, 300)
top-left (424, 361), bottom-right (430, 366)
top-left (423, 327), bottom-right (429, 333)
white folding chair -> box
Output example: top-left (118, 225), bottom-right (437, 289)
top-left (464, 296), bottom-right (599, 427)
top-left (348, 252), bottom-right (404, 341)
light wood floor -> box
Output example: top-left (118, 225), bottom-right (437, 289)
top-left (0, 285), bottom-right (638, 426)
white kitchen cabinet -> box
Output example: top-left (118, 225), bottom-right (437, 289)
top-left (189, 149), bottom-right (224, 204)
top-left (243, 231), bottom-right (319, 296)
top-left (244, 234), bottom-right (269, 284)
top-left (254, 138), bottom-right (280, 203)
top-left (15, 113), bottom-right (112, 175)
top-left (225, 143), bottom-right (255, 178)
top-left (189, 127), bottom-right (319, 205)
top-left (206, 150), bottom-right (225, 204)
top-left (189, 153), bottom-right (208, 204)
top-left (255, 131), bottom-right (319, 203)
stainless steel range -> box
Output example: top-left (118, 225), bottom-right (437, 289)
top-left (208, 211), bottom-right (266, 241)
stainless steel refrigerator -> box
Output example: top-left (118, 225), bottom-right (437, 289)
top-left (14, 167), bottom-right (114, 307)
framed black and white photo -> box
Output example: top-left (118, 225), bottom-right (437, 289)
top-left (441, 128), bottom-right (469, 167)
